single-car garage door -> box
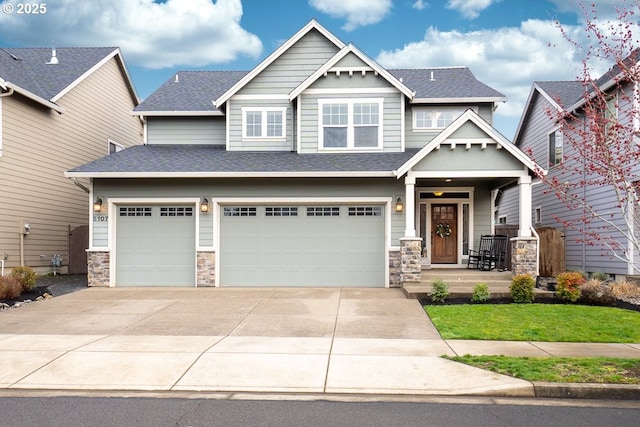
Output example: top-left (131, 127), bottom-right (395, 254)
top-left (116, 205), bottom-right (195, 286)
top-left (220, 204), bottom-right (385, 287)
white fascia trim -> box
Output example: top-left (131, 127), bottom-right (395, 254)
top-left (232, 94), bottom-right (290, 100)
top-left (411, 97), bottom-right (506, 104)
top-left (132, 110), bottom-right (224, 116)
top-left (0, 97), bottom-right (2, 157)
top-left (66, 170), bottom-right (396, 179)
top-left (303, 88), bottom-right (399, 95)
top-left (5, 82), bottom-right (64, 113)
top-left (289, 44), bottom-right (414, 101)
top-left (215, 19), bottom-right (345, 108)
top-left (52, 48), bottom-right (140, 104)
top-left (395, 109), bottom-right (541, 177)
top-left (408, 170), bottom-right (530, 179)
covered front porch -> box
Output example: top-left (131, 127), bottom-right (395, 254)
top-left (393, 110), bottom-right (542, 286)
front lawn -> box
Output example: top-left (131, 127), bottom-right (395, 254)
top-left (447, 355), bottom-right (640, 384)
top-left (424, 304), bottom-right (640, 342)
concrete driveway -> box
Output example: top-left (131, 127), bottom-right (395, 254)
top-left (0, 287), bottom-right (532, 396)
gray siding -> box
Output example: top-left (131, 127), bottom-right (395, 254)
top-left (92, 177), bottom-right (406, 247)
top-left (240, 29), bottom-right (340, 95)
top-left (147, 117), bottom-right (225, 145)
top-left (298, 92), bottom-right (403, 153)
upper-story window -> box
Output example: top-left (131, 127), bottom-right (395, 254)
top-left (548, 129), bottom-right (563, 167)
top-left (318, 98), bottom-right (383, 150)
top-left (108, 139), bottom-right (124, 154)
top-left (242, 107), bottom-right (286, 139)
top-left (413, 107), bottom-right (466, 130)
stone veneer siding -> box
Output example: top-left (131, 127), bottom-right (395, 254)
top-left (389, 249), bottom-right (401, 287)
top-left (511, 237), bottom-right (538, 279)
top-left (87, 251), bottom-right (110, 287)
top-left (400, 237), bottom-right (423, 284)
top-left (197, 251), bottom-right (216, 287)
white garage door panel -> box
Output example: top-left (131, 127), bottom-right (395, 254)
top-left (220, 205), bottom-right (385, 287)
top-left (116, 206), bottom-right (195, 287)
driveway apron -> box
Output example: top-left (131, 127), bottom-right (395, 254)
top-left (0, 287), bottom-right (532, 396)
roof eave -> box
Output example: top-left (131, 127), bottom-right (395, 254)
top-left (131, 110), bottom-right (224, 117)
top-left (65, 170), bottom-right (395, 179)
top-left (411, 96), bottom-right (506, 104)
top-left (5, 82), bottom-right (64, 113)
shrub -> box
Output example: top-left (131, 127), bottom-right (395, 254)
top-left (10, 266), bottom-right (37, 292)
top-left (510, 274), bottom-right (535, 303)
top-left (0, 275), bottom-right (22, 301)
top-left (556, 271), bottom-right (585, 303)
top-left (591, 271), bottom-right (608, 281)
top-left (580, 279), bottom-right (615, 305)
top-left (610, 281), bottom-right (640, 299)
top-left (430, 278), bottom-right (449, 303)
top-left (472, 283), bottom-right (491, 303)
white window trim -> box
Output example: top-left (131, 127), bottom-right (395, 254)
top-left (108, 139), bottom-right (124, 155)
top-left (241, 107), bottom-right (287, 140)
top-left (547, 128), bottom-right (563, 168)
top-left (412, 106), bottom-right (475, 131)
top-left (317, 98), bottom-right (383, 151)
top-left (498, 215), bottom-right (507, 224)
top-left (534, 206), bottom-right (542, 224)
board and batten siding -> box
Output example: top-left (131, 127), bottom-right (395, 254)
top-left (240, 29), bottom-right (340, 96)
top-left (147, 117), bottom-right (225, 145)
top-left (91, 177), bottom-right (406, 248)
top-left (0, 56), bottom-right (142, 271)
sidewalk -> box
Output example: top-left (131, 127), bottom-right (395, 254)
top-left (0, 285), bottom-right (639, 398)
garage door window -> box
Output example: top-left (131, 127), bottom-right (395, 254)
top-left (160, 207), bottom-right (193, 217)
top-left (266, 207), bottom-right (298, 217)
top-left (348, 206), bottom-right (382, 216)
top-left (306, 206), bottom-right (340, 216)
top-left (224, 207), bottom-right (257, 217)
top-left (119, 207), bottom-right (152, 217)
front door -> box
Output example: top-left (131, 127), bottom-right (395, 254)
top-left (431, 204), bottom-right (457, 263)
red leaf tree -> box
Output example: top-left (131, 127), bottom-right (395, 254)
top-left (536, 0), bottom-right (640, 272)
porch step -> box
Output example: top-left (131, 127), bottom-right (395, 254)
top-left (403, 268), bottom-right (554, 301)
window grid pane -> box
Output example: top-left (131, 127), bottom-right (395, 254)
top-left (306, 206), bottom-right (340, 217)
top-left (265, 207), bottom-right (298, 217)
top-left (223, 207), bottom-right (257, 217)
top-left (266, 111), bottom-right (283, 137)
top-left (119, 207), bottom-right (152, 217)
top-left (160, 207), bottom-right (193, 217)
top-left (246, 111), bottom-right (262, 137)
top-left (348, 206), bottom-right (382, 216)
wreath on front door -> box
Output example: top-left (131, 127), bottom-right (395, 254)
top-left (435, 223), bottom-right (452, 238)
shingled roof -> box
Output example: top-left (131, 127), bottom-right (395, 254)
top-left (536, 81), bottom-right (585, 108)
top-left (134, 67), bottom-right (505, 114)
top-left (0, 47), bottom-right (124, 101)
top-left (66, 144), bottom-right (419, 177)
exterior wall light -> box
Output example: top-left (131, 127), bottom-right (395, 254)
top-left (200, 198), bottom-right (209, 213)
top-left (93, 198), bottom-right (103, 212)
top-left (395, 197), bottom-right (404, 213)
top-left (433, 191), bottom-right (444, 197)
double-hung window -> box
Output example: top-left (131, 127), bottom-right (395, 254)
top-left (548, 129), bottom-right (563, 167)
top-left (242, 108), bottom-right (286, 139)
top-left (319, 98), bottom-right (382, 150)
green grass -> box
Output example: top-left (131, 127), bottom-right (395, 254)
top-left (424, 304), bottom-right (640, 342)
top-left (447, 356), bottom-right (640, 384)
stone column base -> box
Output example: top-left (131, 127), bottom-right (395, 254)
top-left (197, 251), bottom-right (216, 287)
top-left (511, 237), bottom-right (538, 279)
top-left (87, 251), bottom-right (110, 287)
top-left (400, 237), bottom-right (423, 284)
top-left (389, 249), bottom-right (401, 288)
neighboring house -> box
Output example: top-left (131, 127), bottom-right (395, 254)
top-left (67, 20), bottom-right (540, 288)
top-left (497, 52), bottom-right (639, 278)
top-left (0, 47), bottom-right (142, 274)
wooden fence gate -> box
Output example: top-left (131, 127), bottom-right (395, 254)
top-left (537, 226), bottom-right (565, 277)
top-left (68, 224), bottom-right (89, 274)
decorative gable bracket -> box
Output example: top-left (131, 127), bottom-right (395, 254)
top-left (325, 66), bottom-right (376, 78)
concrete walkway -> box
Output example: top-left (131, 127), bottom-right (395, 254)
top-left (0, 287), bottom-right (638, 396)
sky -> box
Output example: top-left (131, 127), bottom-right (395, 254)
top-left (0, 0), bottom-right (635, 140)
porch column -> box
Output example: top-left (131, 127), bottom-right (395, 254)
top-left (404, 175), bottom-right (416, 237)
top-left (518, 175), bottom-right (532, 237)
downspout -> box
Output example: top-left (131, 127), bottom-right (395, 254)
top-left (72, 177), bottom-right (90, 194)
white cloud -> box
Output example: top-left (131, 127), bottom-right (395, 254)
top-left (0, 0), bottom-right (262, 69)
top-left (446, 0), bottom-right (498, 19)
top-left (376, 19), bottom-right (588, 137)
top-left (309, 0), bottom-right (392, 31)
top-left (412, 0), bottom-right (428, 11)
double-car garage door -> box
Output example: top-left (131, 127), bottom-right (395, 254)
top-left (115, 203), bottom-right (385, 287)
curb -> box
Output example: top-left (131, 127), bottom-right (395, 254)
top-left (533, 382), bottom-right (640, 400)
